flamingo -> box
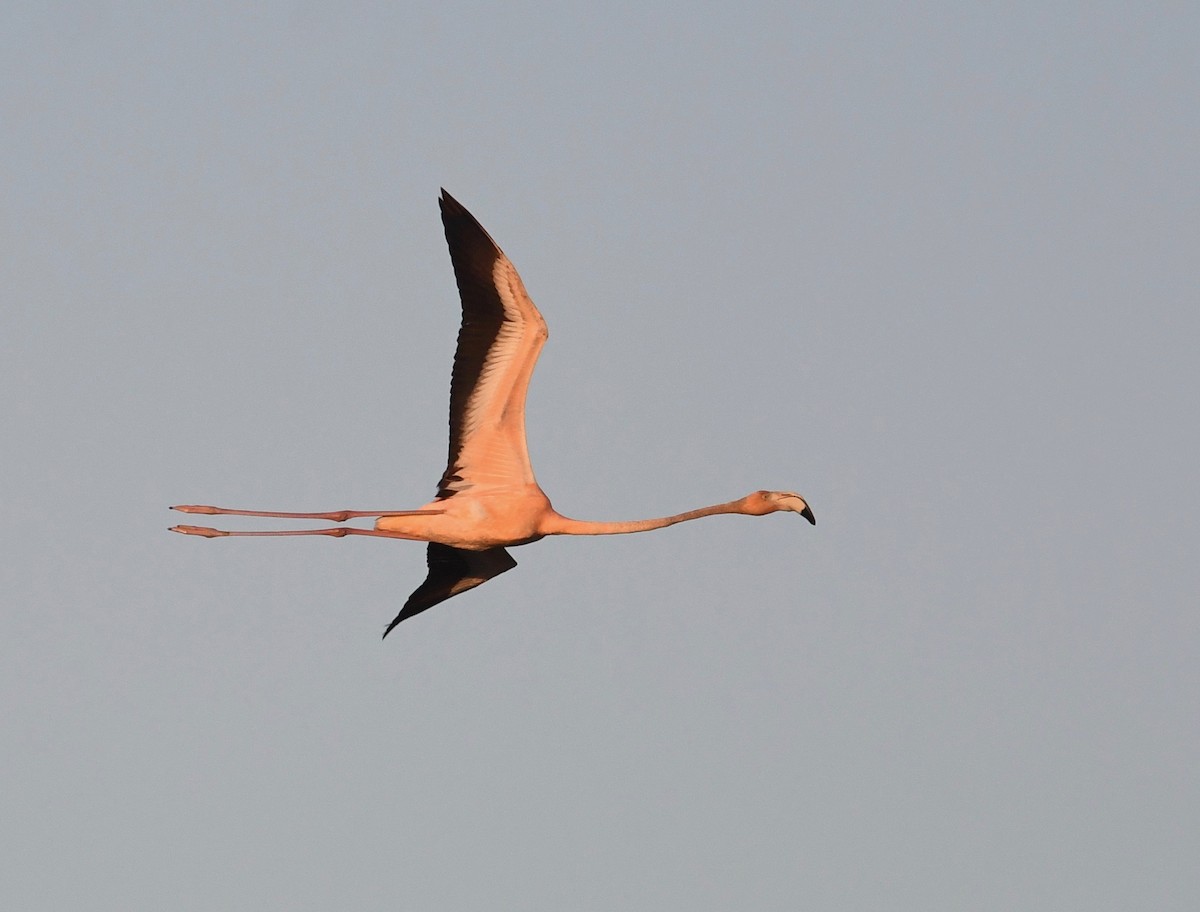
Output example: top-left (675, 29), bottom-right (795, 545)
top-left (172, 190), bottom-right (815, 637)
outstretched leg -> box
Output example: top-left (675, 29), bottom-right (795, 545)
top-left (169, 524), bottom-right (428, 541)
top-left (171, 505), bottom-right (439, 523)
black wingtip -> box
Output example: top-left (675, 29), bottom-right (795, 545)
top-left (438, 190), bottom-right (504, 259)
top-left (381, 616), bottom-right (403, 640)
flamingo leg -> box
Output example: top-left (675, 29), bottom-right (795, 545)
top-left (169, 524), bottom-right (427, 540)
top-left (170, 505), bottom-right (439, 522)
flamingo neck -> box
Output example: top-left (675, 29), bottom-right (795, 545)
top-left (542, 499), bottom-right (749, 537)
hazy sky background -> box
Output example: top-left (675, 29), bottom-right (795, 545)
top-left (3, 3), bottom-right (1197, 909)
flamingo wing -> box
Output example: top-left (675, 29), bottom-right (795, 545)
top-left (436, 189), bottom-right (548, 498)
top-left (383, 543), bottom-right (517, 636)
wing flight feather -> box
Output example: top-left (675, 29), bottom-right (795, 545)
top-left (436, 190), bottom-right (548, 499)
top-left (383, 543), bottom-right (517, 636)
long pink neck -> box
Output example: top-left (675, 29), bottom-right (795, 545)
top-left (543, 498), bottom-right (750, 537)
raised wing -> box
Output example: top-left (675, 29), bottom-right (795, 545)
top-left (383, 543), bottom-right (518, 636)
top-left (436, 190), bottom-right (548, 498)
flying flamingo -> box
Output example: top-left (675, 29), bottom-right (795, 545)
top-left (172, 190), bottom-right (815, 637)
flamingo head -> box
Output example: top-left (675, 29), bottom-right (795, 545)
top-left (744, 491), bottom-right (816, 524)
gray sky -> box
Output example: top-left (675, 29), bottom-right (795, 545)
top-left (3, 3), bottom-right (1197, 909)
